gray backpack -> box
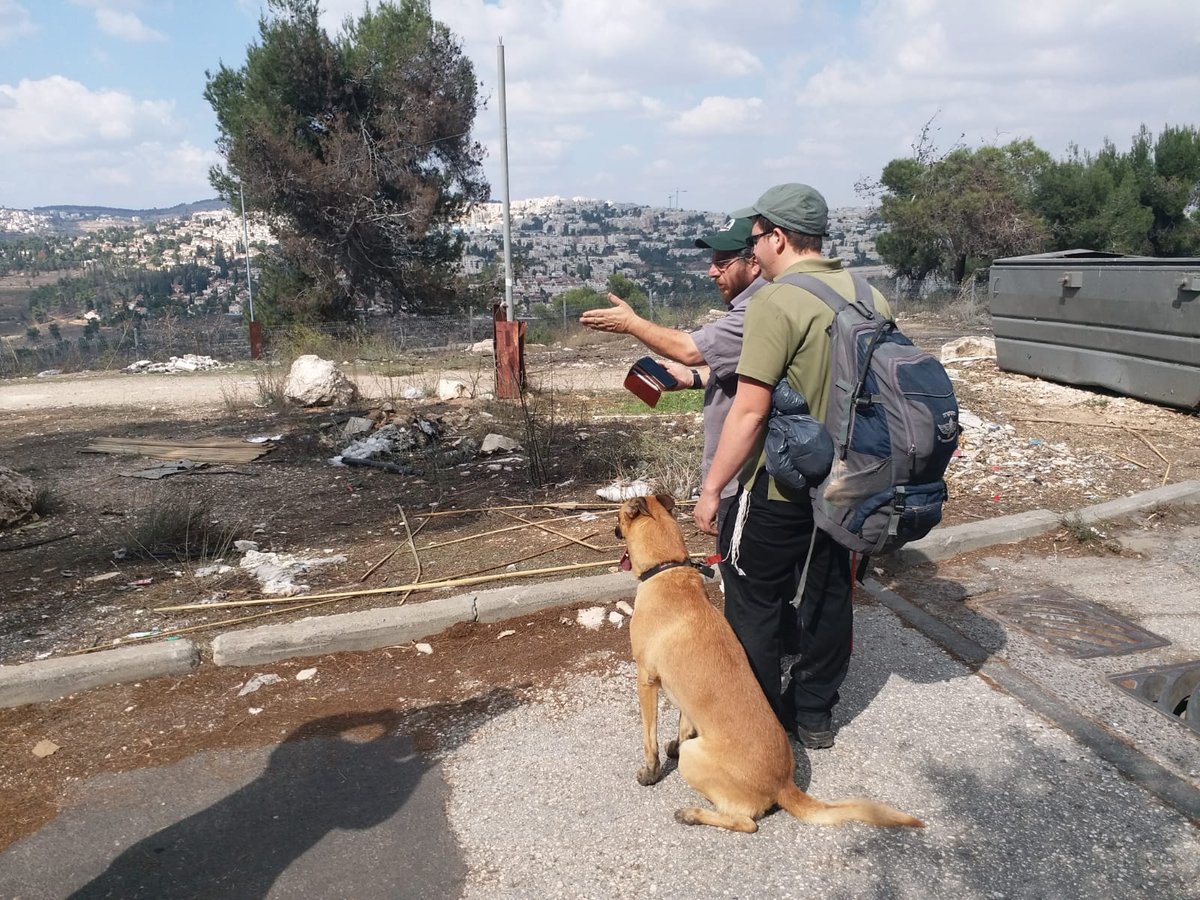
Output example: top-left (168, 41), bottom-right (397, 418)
top-left (776, 273), bottom-right (961, 556)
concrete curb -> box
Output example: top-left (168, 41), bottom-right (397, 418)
top-left (0, 640), bottom-right (199, 709)
top-left (5, 481), bottom-right (1198, 707)
top-left (210, 571), bottom-right (634, 667)
top-left (895, 479), bottom-right (1200, 567)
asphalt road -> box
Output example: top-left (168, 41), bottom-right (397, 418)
top-left (3, 502), bottom-right (1200, 898)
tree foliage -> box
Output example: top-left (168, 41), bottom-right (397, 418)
top-left (870, 120), bottom-right (1200, 291)
top-left (204, 0), bottom-right (488, 321)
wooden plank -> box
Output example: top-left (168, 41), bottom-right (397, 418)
top-left (81, 437), bottom-right (274, 464)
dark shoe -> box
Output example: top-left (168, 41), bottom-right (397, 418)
top-left (793, 723), bottom-right (835, 750)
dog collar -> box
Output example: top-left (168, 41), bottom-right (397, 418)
top-left (638, 559), bottom-right (715, 582)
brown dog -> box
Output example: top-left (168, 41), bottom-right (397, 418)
top-left (616, 493), bottom-right (924, 833)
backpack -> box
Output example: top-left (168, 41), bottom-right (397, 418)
top-left (775, 272), bottom-right (961, 556)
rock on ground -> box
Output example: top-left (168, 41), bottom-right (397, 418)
top-left (283, 355), bottom-right (359, 407)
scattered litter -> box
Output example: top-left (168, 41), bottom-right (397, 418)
top-left (402, 386), bottom-right (424, 400)
top-left (86, 571), bottom-right (121, 583)
top-left (249, 708), bottom-right (263, 715)
top-left (194, 564), bottom-right (233, 578)
top-left (239, 549), bottom-right (348, 596)
top-left (608, 610), bottom-right (625, 628)
top-left (480, 433), bottom-right (522, 455)
top-left (36, 369), bottom-right (62, 378)
top-left (497, 629), bottom-right (516, 639)
top-left (246, 434), bottom-right (283, 444)
top-left (576, 607), bottom-right (606, 630)
top-left (125, 630), bottom-right (159, 639)
top-left (578, 512), bottom-right (599, 523)
top-left (126, 354), bottom-right (223, 374)
top-left (415, 642), bottom-right (433, 655)
top-left (596, 480), bottom-right (653, 502)
top-left (129, 578), bottom-right (153, 587)
top-left (237, 673), bottom-right (284, 696)
top-left (112, 548), bottom-right (128, 560)
top-left (296, 668), bottom-right (317, 681)
top-left (35, 651), bottom-right (51, 660)
top-left (32, 740), bottom-right (60, 758)
top-left (616, 600), bottom-right (634, 617)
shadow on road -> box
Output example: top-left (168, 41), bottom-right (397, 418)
top-left (66, 691), bottom-right (519, 900)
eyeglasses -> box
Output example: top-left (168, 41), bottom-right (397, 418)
top-left (710, 255), bottom-right (748, 272)
top-left (746, 229), bottom-right (775, 249)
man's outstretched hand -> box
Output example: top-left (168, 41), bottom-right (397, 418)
top-left (579, 293), bottom-right (638, 334)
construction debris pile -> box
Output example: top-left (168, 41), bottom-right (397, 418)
top-left (125, 355), bottom-right (224, 374)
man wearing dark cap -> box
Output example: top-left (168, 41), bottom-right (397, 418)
top-left (580, 218), bottom-right (765, 536)
top-left (693, 184), bottom-right (893, 750)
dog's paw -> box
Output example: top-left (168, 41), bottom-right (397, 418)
top-left (636, 763), bottom-right (662, 786)
top-left (674, 808), bottom-right (701, 826)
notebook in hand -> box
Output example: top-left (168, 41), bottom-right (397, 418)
top-left (623, 357), bottom-right (678, 408)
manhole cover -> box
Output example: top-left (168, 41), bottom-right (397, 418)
top-left (971, 587), bottom-right (1170, 658)
top-left (1110, 662), bottom-right (1200, 735)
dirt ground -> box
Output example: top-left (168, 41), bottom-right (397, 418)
top-left (1, 312), bottom-right (1199, 850)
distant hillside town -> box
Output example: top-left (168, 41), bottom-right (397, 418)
top-left (0, 197), bottom-right (885, 322)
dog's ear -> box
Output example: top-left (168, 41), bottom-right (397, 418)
top-left (627, 496), bottom-right (650, 519)
top-left (655, 493), bottom-right (676, 514)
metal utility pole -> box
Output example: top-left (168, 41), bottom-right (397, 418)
top-left (493, 38), bottom-right (524, 398)
top-left (497, 39), bottom-right (514, 323)
top-left (239, 184), bottom-right (261, 359)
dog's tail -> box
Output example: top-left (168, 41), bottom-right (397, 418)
top-left (777, 783), bottom-right (924, 828)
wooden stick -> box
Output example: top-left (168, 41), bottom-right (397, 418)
top-left (495, 510), bottom-right (602, 551)
top-left (1114, 453), bottom-right (1150, 470)
top-left (421, 501), bottom-right (616, 517)
top-left (156, 559), bottom-right (625, 612)
top-left (1123, 427), bottom-right (1169, 464)
top-left (0, 531), bottom-right (78, 553)
top-left (68, 596), bottom-right (347, 654)
top-left (359, 515), bottom-right (429, 583)
top-left (1009, 416), bottom-right (1168, 434)
top-left (418, 512), bottom-right (607, 551)
top-left (450, 533), bottom-right (600, 581)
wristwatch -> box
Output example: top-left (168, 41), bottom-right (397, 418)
top-left (690, 369), bottom-right (703, 389)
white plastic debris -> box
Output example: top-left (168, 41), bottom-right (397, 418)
top-left (608, 610), bottom-right (625, 628)
top-left (248, 708), bottom-right (263, 715)
top-left (239, 549), bottom-right (347, 596)
top-left (237, 673), bottom-right (284, 696)
top-left (576, 607), bottom-right (606, 630)
top-left (415, 642), bottom-right (433, 655)
top-left (295, 668), bottom-right (317, 681)
top-left (497, 630), bottom-right (516, 639)
top-left (596, 480), bottom-right (653, 501)
top-left (616, 600), bottom-right (634, 616)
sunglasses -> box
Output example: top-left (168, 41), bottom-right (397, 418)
top-left (746, 229), bottom-right (776, 249)
top-left (711, 254), bottom-right (749, 272)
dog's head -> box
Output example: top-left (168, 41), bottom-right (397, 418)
top-left (614, 493), bottom-right (685, 575)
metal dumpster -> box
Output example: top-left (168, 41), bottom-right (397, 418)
top-left (989, 250), bottom-right (1200, 409)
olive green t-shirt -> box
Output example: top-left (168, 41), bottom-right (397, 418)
top-left (735, 256), bottom-right (893, 501)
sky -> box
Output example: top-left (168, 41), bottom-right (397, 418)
top-left (1, 0), bottom-right (1198, 215)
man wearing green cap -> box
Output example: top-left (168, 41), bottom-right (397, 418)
top-left (580, 217), bottom-right (765, 535)
top-left (693, 184), bottom-right (893, 750)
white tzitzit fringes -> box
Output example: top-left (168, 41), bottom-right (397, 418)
top-left (726, 489), bottom-right (752, 576)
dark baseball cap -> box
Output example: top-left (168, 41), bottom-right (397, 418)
top-left (731, 183), bottom-right (828, 236)
top-left (693, 217), bottom-right (753, 252)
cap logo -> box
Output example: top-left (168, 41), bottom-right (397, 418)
top-left (718, 218), bottom-right (736, 232)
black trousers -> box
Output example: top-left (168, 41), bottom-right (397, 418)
top-left (718, 475), bottom-right (853, 732)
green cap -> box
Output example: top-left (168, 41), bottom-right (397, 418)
top-left (731, 183), bottom-right (828, 236)
top-left (693, 217), bottom-right (752, 252)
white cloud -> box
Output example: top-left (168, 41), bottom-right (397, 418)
top-left (0, 76), bottom-right (213, 207)
top-left (0, 0), bottom-right (36, 45)
top-left (94, 8), bottom-right (166, 43)
top-left (669, 97), bottom-right (764, 136)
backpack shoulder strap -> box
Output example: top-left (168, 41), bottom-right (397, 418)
top-left (774, 271), bottom-right (877, 319)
